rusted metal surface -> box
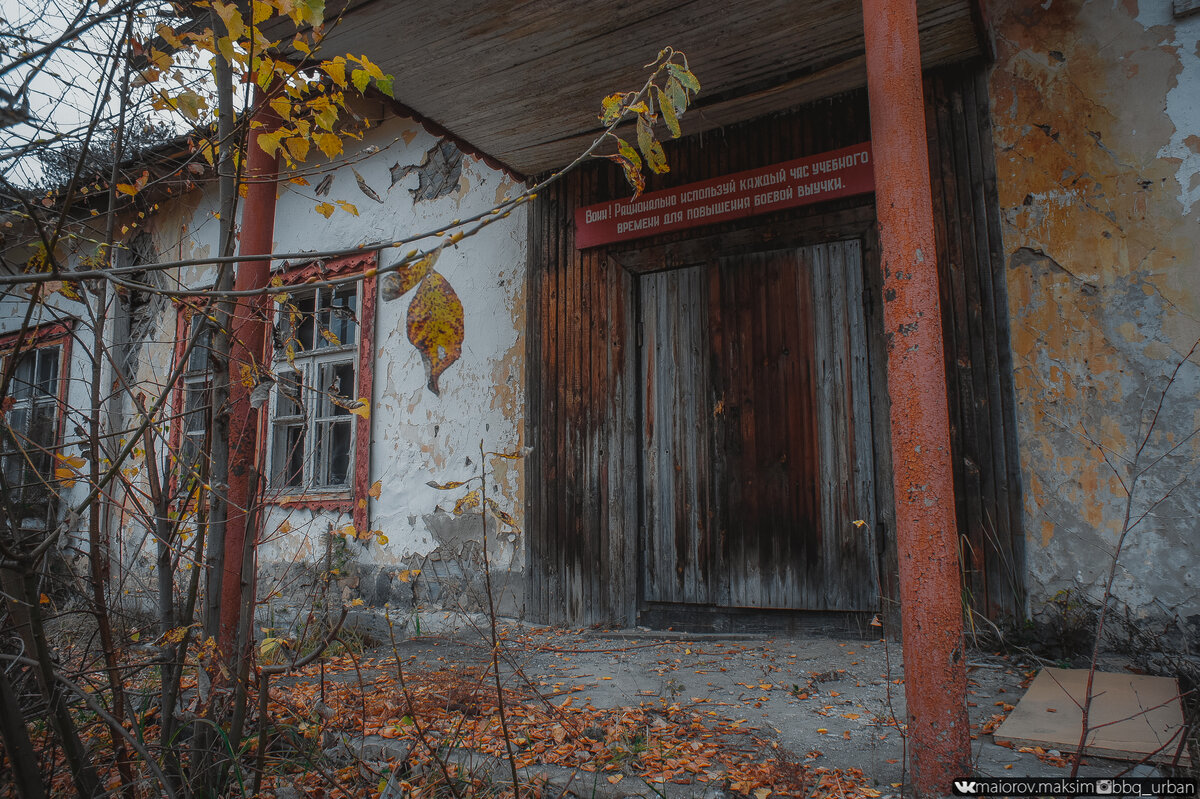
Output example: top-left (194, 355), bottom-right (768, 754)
top-left (218, 88), bottom-right (279, 651)
top-left (863, 0), bottom-right (971, 792)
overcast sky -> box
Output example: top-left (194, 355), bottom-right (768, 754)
top-left (1, 0), bottom-right (192, 188)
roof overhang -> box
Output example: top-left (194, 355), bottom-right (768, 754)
top-left (311, 0), bottom-right (989, 176)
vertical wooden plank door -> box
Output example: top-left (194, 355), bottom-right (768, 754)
top-left (639, 240), bottom-right (878, 611)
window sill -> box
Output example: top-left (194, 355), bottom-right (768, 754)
top-left (268, 492), bottom-right (356, 514)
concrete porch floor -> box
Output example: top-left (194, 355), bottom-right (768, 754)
top-left (286, 620), bottom-right (1170, 797)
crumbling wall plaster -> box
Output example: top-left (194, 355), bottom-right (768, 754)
top-left (989, 0), bottom-right (1200, 628)
top-left (93, 110), bottom-right (527, 626)
top-left (253, 113), bottom-right (528, 618)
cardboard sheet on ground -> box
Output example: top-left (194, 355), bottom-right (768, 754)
top-left (993, 668), bottom-right (1190, 765)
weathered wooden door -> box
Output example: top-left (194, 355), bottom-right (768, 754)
top-left (639, 240), bottom-right (878, 611)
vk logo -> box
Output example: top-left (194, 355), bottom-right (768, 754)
top-left (953, 781), bottom-right (977, 795)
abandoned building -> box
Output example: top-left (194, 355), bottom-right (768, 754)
top-left (3, 0), bottom-right (1198, 647)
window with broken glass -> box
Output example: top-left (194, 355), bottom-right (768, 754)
top-left (1, 344), bottom-right (63, 525)
top-left (270, 285), bottom-right (359, 492)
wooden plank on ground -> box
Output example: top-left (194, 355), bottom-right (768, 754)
top-left (993, 668), bottom-right (1191, 766)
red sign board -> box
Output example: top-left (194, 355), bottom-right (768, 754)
top-left (574, 142), bottom-right (874, 249)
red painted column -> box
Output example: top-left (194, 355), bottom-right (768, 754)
top-left (218, 87), bottom-right (280, 652)
top-left (861, 0), bottom-right (971, 794)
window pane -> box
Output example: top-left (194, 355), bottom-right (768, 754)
top-left (28, 399), bottom-right (57, 452)
top-left (294, 292), bottom-right (316, 351)
top-left (187, 322), bottom-right (213, 373)
top-left (34, 348), bottom-right (59, 396)
top-left (275, 369), bottom-right (305, 417)
top-left (2, 402), bottom-right (54, 496)
top-left (317, 361), bottom-right (355, 417)
top-left (25, 401), bottom-right (54, 490)
top-left (318, 286), bottom-right (357, 349)
top-left (3, 407), bottom-right (29, 453)
top-left (266, 279), bottom-right (361, 494)
top-left (0, 345), bottom-right (61, 523)
top-left (272, 423), bottom-right (306, 488)
top-left (315, 420), bottom-right (352, 487)
top-left (181, 432), bottom-right (204, 478)
top-left (1, 433), bottom-right (21, 486)
top-left (0, 407), bottom-right (27, 489)
top-left (181, 323), bottom-right (211, 480)
top-left (10, 351), bottom-right (35, 400)
top-left (184, 380), bottom-right (208, 434)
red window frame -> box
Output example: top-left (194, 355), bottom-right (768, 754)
top-left (168, 253), bottom-right (377, 533)
top-left (167, 300), bottom-right (212, 500)
top-left (0, 320), bottom-right (75, 494)
top-left (261, 252), bottom-right (377, 534)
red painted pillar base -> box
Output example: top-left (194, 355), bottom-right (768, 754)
top-left (861, 0), bottom-right (972, 794)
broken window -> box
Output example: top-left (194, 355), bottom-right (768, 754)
top-left (1, 339), bottom-right (64, 528)
top-left (269, 284), bottom-right (360, 492)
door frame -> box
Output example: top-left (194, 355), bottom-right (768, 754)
top-left (607, 204), bottom-right (900, 627)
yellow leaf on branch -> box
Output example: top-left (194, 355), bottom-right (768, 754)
top-left (216, 36), bottom-right (236, 67)
top-left (321, 56), bottom-right (348, 88)
top-left (314, 132), bottom-right (342, 159)
top-left (260, 636), bottom-right (287, 658)
top-left (250, 0), bottom-right (273, 25)
top-left (359, 54), bottom-right (384, 80)
top-left (156, 23), bottom-right (184, 49)
top-left (268, 95), bottom-right (292, 121)
top-left (213, 2), bottom-right (245, 39)
top-left (284, 135), bottom-right (310, 162)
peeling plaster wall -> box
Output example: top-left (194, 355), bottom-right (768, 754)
top-left (2, 203), bottom-right (222, 597)
top-left (254, 113), bottom-right (528, 623)
top-left (97, 181), bottom-right (223, 605)
top-left (100, 109), bottom-right (528, 628)
top-left (989, 0), bottom-right (1200, 630)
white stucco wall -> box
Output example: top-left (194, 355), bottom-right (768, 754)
top-left (114, 107), bottom-right (529, 622)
